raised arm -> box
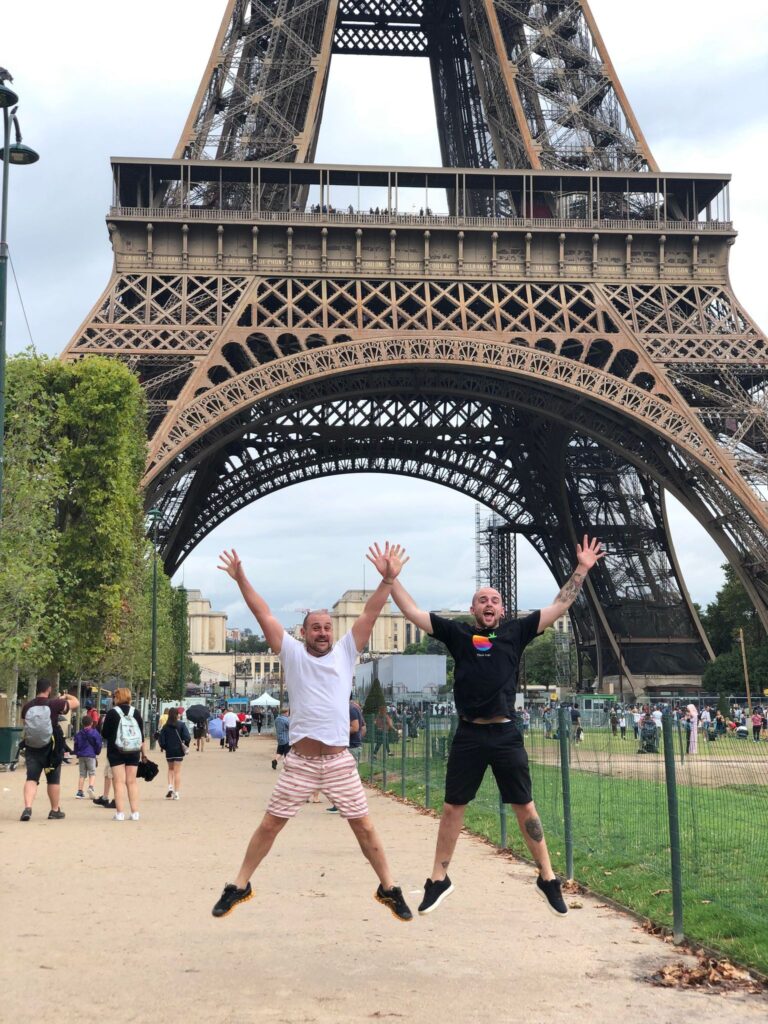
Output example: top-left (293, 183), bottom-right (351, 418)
top-left (538, 534), bottom-right (604, 632)
top-left (217, 549), bottom-right (284, 653)
top-left (351, 542), bottom-right (410, 651)
top-left (389, 578), bottom-right (432, 634)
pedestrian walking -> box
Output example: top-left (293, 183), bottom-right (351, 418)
top-left (193, 718), bottom-right (208, 752)
top-left (211, 542), bottom-right (413, 922)
top-left (159, 707), bottom-right (192, 799)
top-left (618, 712), bottom-right (627, 739)
top-left (223, 709), bottom-right (239, 751)
top-left (272, 708), bottom-right (290, 770)
top-left (100, 688), bottom-right (148, 821)
top-left (328, 698), bottom-right (366, 812)
top-left (19, 682), bottom-right (80, 822)
top-left (73, 715), bottom-right (103, 799)
top-left (391, 534), bottom-right (604, 918)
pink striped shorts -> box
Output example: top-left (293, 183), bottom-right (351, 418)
top-left (267, 750), bottom-right (368, 820)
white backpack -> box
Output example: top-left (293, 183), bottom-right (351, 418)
top-left (114, 706), bottom-right (142, 752)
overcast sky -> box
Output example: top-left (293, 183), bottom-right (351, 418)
top-left (3, 1), bottom-right (767, 628)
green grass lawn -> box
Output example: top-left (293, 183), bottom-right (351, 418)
top-left (362, 728), bottom-right (768, 975)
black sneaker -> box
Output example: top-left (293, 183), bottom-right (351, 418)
top-left (212, 882), bottom-right (253, 918)
top-left (106, 799), bottom-right (116, 809)
top-left (326, 806), bottom-right (339, 813)
top-left (20, 807), bottom-right (31, 821)
top-left (418, 876), bottom-right (454, 915)
top-left (375, 884), bottom-right (413, 922)
top-left (48, 809), bottom-right (65, 820)
top-left (165, 789), bottom-right (174, 799)
top-left (92, 796), bottom-right (108, 807)
top-left (536, 875), bottom-right (568, 917)
top-left (271, 759), bottom-right (277, 770)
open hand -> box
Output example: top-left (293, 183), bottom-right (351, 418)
top-left (576, 535), bottom-right (605, 572)
top-left (366, 542), bottom-right (410, 581)
top-left (217, 549), bottom-right (244, 581)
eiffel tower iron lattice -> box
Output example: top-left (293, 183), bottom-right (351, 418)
top-left (63, 0), bottom-right (768, 692)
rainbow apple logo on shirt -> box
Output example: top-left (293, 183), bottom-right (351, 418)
top-left (472, 634), bottom-right (493, 652)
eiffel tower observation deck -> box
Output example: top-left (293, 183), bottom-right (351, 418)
top-left (63, 0), bottom-right (768, 694)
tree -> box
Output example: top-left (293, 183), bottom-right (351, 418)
top-left (522, 628), bottom-right (557, 686)
top-left (56, 357), bottom-right (148, 678)
top-left (363, 677), bottom-right (386, 717)
top-left (0, 354), bottom-right (69, 715)
top-left (700, 565), bottom-right (762, 655)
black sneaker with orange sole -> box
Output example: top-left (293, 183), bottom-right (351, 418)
top-left (212, 882), bottom-right (253, 918)
top-left (375, 884), bottom-right (413, 922)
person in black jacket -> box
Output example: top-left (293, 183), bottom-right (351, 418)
top-left (158, 707), bottom-right (191, 800)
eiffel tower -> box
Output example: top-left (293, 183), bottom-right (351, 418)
top-left (62, 0), bottom-right (768, 693)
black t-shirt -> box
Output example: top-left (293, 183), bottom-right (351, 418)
top-left (429, 611), bottom-right (541, 719)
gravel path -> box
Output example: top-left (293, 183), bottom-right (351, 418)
top-left (2, 734), bottom-right (764, 1023)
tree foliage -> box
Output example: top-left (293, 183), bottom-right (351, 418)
top-left (700, 564), bottom-right (767, 697)
top-left (0, 354), bottom-right (185, 699)
top-left (363, 677), bottom-right (386, 716)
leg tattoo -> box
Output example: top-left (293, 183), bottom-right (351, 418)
top-left (525, 817), bottom-right (544, 842)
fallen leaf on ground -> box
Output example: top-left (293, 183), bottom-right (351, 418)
top-left (650, 957), bottom-right (764, 994)
top-left (569, 901), bottom-right (583, 909)
top-left (651, 889), bottom-right (671, 896)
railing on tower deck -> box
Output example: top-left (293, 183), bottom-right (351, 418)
top-left (107, 206), bottom-right (732, 233)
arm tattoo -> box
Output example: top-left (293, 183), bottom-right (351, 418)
top-left (554, 572), bottom-right (585, 606)
top-left (525, 817), bottom-right (544, 842)
top-left (441, 860), bottom-right (450, 870)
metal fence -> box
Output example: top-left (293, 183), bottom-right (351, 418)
top-left (362, 709), bottom-right (768, 975)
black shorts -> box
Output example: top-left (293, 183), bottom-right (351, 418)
top-left (108, 752), bottom-right (142, 768)
top-left (24, 745), bottom-right (62, 786)
top-left (444, 720), bottom-right (532, 806)
top-left (276, 743), bottom-right (290, 756)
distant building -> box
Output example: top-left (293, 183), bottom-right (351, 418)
top-left (355, 653), bottom-right (447, 702)
top-left (331, 590), bottom-right (422, 654)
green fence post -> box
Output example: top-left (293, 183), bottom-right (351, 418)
top-left (661, 710), bottom-right (684, 943)
top-left (676, 715), bottom-right (685, 766)
top-left (499, 790), bottom-right (508, 848)
top-left (368, 715), bottom-right (374, 782)
top-left (557, 705), bottom-right (574, 881)
top-left (382, 724), bottom-right (388, 791)
top-left (401, 714), bottom-right (407, 798)
top-left (425, 713), bottom-right (431, 809)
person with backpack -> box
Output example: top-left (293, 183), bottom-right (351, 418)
top-left (73, 714), bottom-right (103, 799)
top-left (19, 681), bottom-right (80, 822)
top-left (158, 706), bottom-right (191, 799)
top-left (100, 687), bottom-right (147, 821)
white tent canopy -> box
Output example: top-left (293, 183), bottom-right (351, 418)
top-left (250, 693), bottom-right (280, 707)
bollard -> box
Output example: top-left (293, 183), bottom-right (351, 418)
top-left (557, 706), bottom-right (574, 881)
top-left (499, 790), bottom-right (508, 848)
top-left (425, 713), bottom-right (431, 809)
top-left (401, 717), bottom-right (407, 798)
top-left (661, 711), bottom-right (684, 943)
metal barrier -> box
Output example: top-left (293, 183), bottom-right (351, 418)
top-left (362, 710), bottom-right (768, 975)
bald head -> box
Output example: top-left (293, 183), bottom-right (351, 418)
top-left (301, 610), bottom-right (334, 658)
top-left (470, 587), bottom-right (505, 629)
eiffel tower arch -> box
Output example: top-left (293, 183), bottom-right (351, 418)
top-left (62, 1), bottom-right (768, 692)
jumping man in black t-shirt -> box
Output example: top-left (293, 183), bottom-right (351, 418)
top-left (388, 534), bottom-right (604, 917)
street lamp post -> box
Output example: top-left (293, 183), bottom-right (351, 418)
top-left (148, 507), bottom-right (161, 748)
top-left (0, 72), bottom-right (39, 517)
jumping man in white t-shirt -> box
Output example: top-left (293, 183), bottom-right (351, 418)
top-left (211, 542), bottom-right (413, 923)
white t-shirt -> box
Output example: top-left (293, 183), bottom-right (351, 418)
top-left (652, 710), bottom-right (663, 728)
top-left (223, 711), bottom-right (238, 729)
top-left (279, 630), bottom-right (358, 746)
